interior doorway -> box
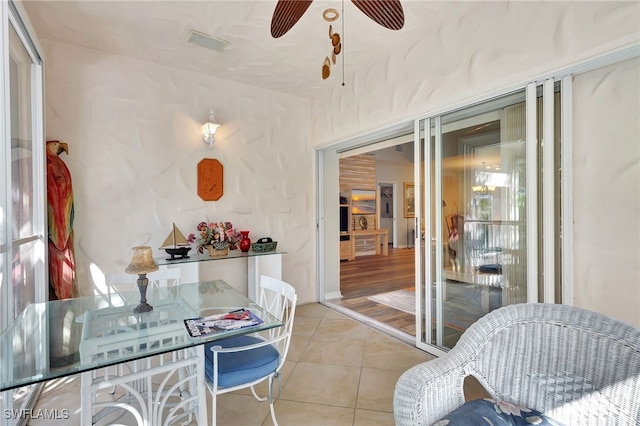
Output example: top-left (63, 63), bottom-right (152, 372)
top-left (378, 182), bottom-right (397, 248)
top-left (325, 138), bottom-right (418, 343)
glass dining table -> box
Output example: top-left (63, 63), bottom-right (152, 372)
top-left (0, 280), bottom-right (282, 424)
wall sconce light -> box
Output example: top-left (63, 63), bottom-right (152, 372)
top-left (203, 109), bottom-right (221, 149)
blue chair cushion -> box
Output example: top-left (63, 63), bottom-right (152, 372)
top-left (204, 335), bottom-right (280, 388)
top-left (433, 398), bottom-right (563, 425)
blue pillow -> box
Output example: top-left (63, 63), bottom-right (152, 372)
top-left (432, 398), bottom-right (563, 425)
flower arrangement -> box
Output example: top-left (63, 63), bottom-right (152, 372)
top-left (188, 221), bottom-right (241, 253)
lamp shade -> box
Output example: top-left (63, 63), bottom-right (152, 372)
top-left (125, 246), bottom-right (159, 275)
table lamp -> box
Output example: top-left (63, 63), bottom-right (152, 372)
top-left (125, 245), bottom-right (159, 313)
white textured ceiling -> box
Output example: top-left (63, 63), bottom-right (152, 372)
top-left (22, 0), bottom-right (449, 101)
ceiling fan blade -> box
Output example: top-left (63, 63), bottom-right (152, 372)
top-left (271, 0), bottom-right (313, 38)
top-left (351, 0), bottom-right (404, 30)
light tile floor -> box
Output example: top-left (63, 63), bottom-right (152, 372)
top-left (30, 303), bottom-right (435, 425)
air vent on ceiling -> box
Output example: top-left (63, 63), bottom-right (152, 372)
top-left (188, 30), bottom-right (229, 53)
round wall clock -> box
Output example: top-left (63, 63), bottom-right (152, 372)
top-left (197, 158), bottom-right (223, 201)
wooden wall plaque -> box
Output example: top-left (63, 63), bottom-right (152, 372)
top-left (197, 158), bottom-right (223, 201)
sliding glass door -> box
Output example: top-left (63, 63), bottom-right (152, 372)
top-left (1, 0), bottom-right (46, 334)
top-left (1, 0), bottom-right (46, 418)
top-left (416, 83), bottom-right (566, 352)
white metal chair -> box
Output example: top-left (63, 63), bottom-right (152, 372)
top-left (105, 272), bottom-right (136, 298)
top-left (106, 268), bottom-right (182, 297)
top-left (80, 299), bottom-right (207, 425)
top-left (204, 275), bottom-right (297, 426)
top-left (147, 268), bottom-right (182, 288)
top-left (85, 268), bottom-right (194, 425)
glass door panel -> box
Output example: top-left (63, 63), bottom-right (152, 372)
top-left (2, 1), bottom-right (46, 417)
top-left (419, 90), bottom-right (530, 351)
top-left (8, 19), bottom-right (38, 319)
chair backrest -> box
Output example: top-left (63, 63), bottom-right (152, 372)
top-left (147, 268), bottom-right (181, 288)
top-left (106, 268), bottom-right (182, 296)
top-left (105, 272), bottom-right (137, 297)
top-left (453, 303), bottom-right (640, 425)
top-left (258, 275), bottom-right (297, 365)
top-left (79, 302), bottom-right (192, 364)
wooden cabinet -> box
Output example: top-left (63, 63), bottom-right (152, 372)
top-left (340, 236), bottom-right (354, 261)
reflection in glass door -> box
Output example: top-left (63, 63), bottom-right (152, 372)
top-left (416, 86), bottom-right (562, 351)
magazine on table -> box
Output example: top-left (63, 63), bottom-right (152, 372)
top-left (184, 308), bottom-right (264, 338)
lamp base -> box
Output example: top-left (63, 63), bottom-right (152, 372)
top-left (134, 302), bottom-right (153, 314)
top-left (134, 274), bottom-right (153, 314)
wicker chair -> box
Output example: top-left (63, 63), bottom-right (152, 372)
top-left (393, 303), bottom-right (640, 425)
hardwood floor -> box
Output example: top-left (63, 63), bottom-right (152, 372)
top-left (330, 247), bottom-right (417, 336)
top-left (330, 247), bottom-right (467, 346)
top-left (330, 246), bottom-right (494, 400)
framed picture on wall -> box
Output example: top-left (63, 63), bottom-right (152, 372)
top-left (351, 189), bottom-right (376, 214)
top-left (404, 182), bottom-right (415, 218)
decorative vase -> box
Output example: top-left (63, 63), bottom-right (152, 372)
top-left (239, 231), bottom-right (251, 252)
top-left (206, 242), bottom-right (229, 257)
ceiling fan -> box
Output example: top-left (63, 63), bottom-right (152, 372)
top-left (270, 0), bottom-right (404, 38)
top-left (271, 0), bottom-right (405, 80)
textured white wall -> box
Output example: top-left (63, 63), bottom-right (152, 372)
top-left (42, 40), bottom-right (316, 304)
top-left (313, 1), bottom-right (640, 324)
top-left (312, 1), bottom-right (640, 145)
top-left (573, 57), bottom-right (640, 326)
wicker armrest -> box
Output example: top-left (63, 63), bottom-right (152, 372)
top-left (394, 304), bottom-right (640, 426)
top-left (394, 357), bottom-right (468, 426)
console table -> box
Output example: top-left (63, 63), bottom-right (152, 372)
top-left (351, 229), bottom-right (389, 258)
top-left (156, 250), bottom-right (286, 302)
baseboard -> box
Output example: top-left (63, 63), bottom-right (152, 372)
top-left (324, 291), bottom-right (342, 300)
top-left (354, 250), bottom-right (375, 256)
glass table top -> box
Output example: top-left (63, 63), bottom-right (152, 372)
top-left (0, 280), bottom-right (282, 392)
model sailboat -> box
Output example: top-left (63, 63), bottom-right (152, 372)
top-left (160, 223), bottom-right (191, 260)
